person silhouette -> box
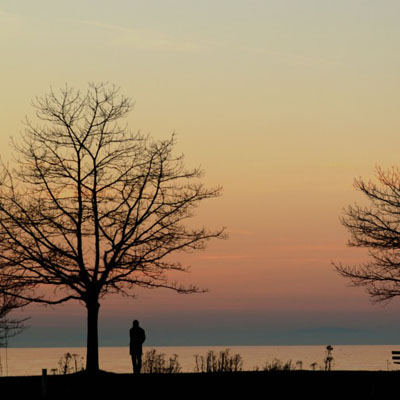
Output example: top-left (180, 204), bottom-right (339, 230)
top-left (129, 319), bottom-right (146, 374)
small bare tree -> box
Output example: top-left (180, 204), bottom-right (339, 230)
top-left (0, 278), bottom-right (29, 348)
top-left (0, 83), bottom-right (225, 373)
top-left (334, 166), bottom-right (400, 302)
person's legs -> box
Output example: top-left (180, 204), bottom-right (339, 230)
top-left (131, 355), bottom-right (137, 373)
top-left (132, 354), bottom-right (142, 373)
top-left (137, 354), bottom-right (142, 374)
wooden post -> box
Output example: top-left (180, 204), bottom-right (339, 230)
top-left (41, 368), bottom-right (47, 399)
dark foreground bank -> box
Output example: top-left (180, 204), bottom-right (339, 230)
top-left (1, 370), bottom-right (398, 400)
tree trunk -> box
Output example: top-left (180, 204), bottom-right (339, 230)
top-left (86, 299), bottom-right (100, 373)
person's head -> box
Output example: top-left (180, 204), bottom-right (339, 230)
top-left (133, 319), bottom-right (139, 327)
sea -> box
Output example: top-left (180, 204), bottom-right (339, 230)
top-left (0, 345), bottom-right (398, 376)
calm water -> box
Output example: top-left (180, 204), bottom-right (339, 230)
top-left (0, 345), bottom-right (398, 376)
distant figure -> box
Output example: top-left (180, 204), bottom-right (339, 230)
top-left (129, 320), bottom-right (146, 374)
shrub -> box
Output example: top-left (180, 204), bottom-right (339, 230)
top-left (142, 349), bottom-right (181, 373)
top-left (310, 362), bottom-right (318, 371)
top-left (57, 352), bottom-right (84, 374)
top-left (263, 358), bottom-right (294, 371)
top-left (194, 349), bottom-right (243, 372)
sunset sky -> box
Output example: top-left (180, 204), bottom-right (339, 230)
top-left (2, 0), bottom-right (400, 347)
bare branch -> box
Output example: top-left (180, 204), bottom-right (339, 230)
top-left (334, 166), bottom-right (400, 303)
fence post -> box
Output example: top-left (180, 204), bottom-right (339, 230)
top-left (41, 368), bottom-right (47, 399)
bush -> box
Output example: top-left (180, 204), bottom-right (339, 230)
top-left (142, 349), bottom-right (181, 373)
top-left (194, 349), bottom-right (243, 372)
top-left (310, 362), bottom-right (318, 371)
top-left (57, 352), bottom-right (84, 374)
top-left (263, 358), bottom-right (294, 371)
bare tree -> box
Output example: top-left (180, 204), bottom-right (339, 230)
top-left (0, 83), bottom-right (225, 372)
top-left (334, 166), bottom-right (400, 303)
top-left (0, 287), bottom-right (28, 347)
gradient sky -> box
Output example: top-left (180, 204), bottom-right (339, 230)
top-left (2, 0), bottom-right (400, 347)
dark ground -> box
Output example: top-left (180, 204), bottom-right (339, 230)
top-left (1, 370), bottom-right (399, 400)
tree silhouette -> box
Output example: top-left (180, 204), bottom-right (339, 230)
top-left (0, 83), bottom-right (225, 372)
top-left (334, 166), bottom-right (400, 303)
top-left (0, 287), bottom-right (28, 347)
